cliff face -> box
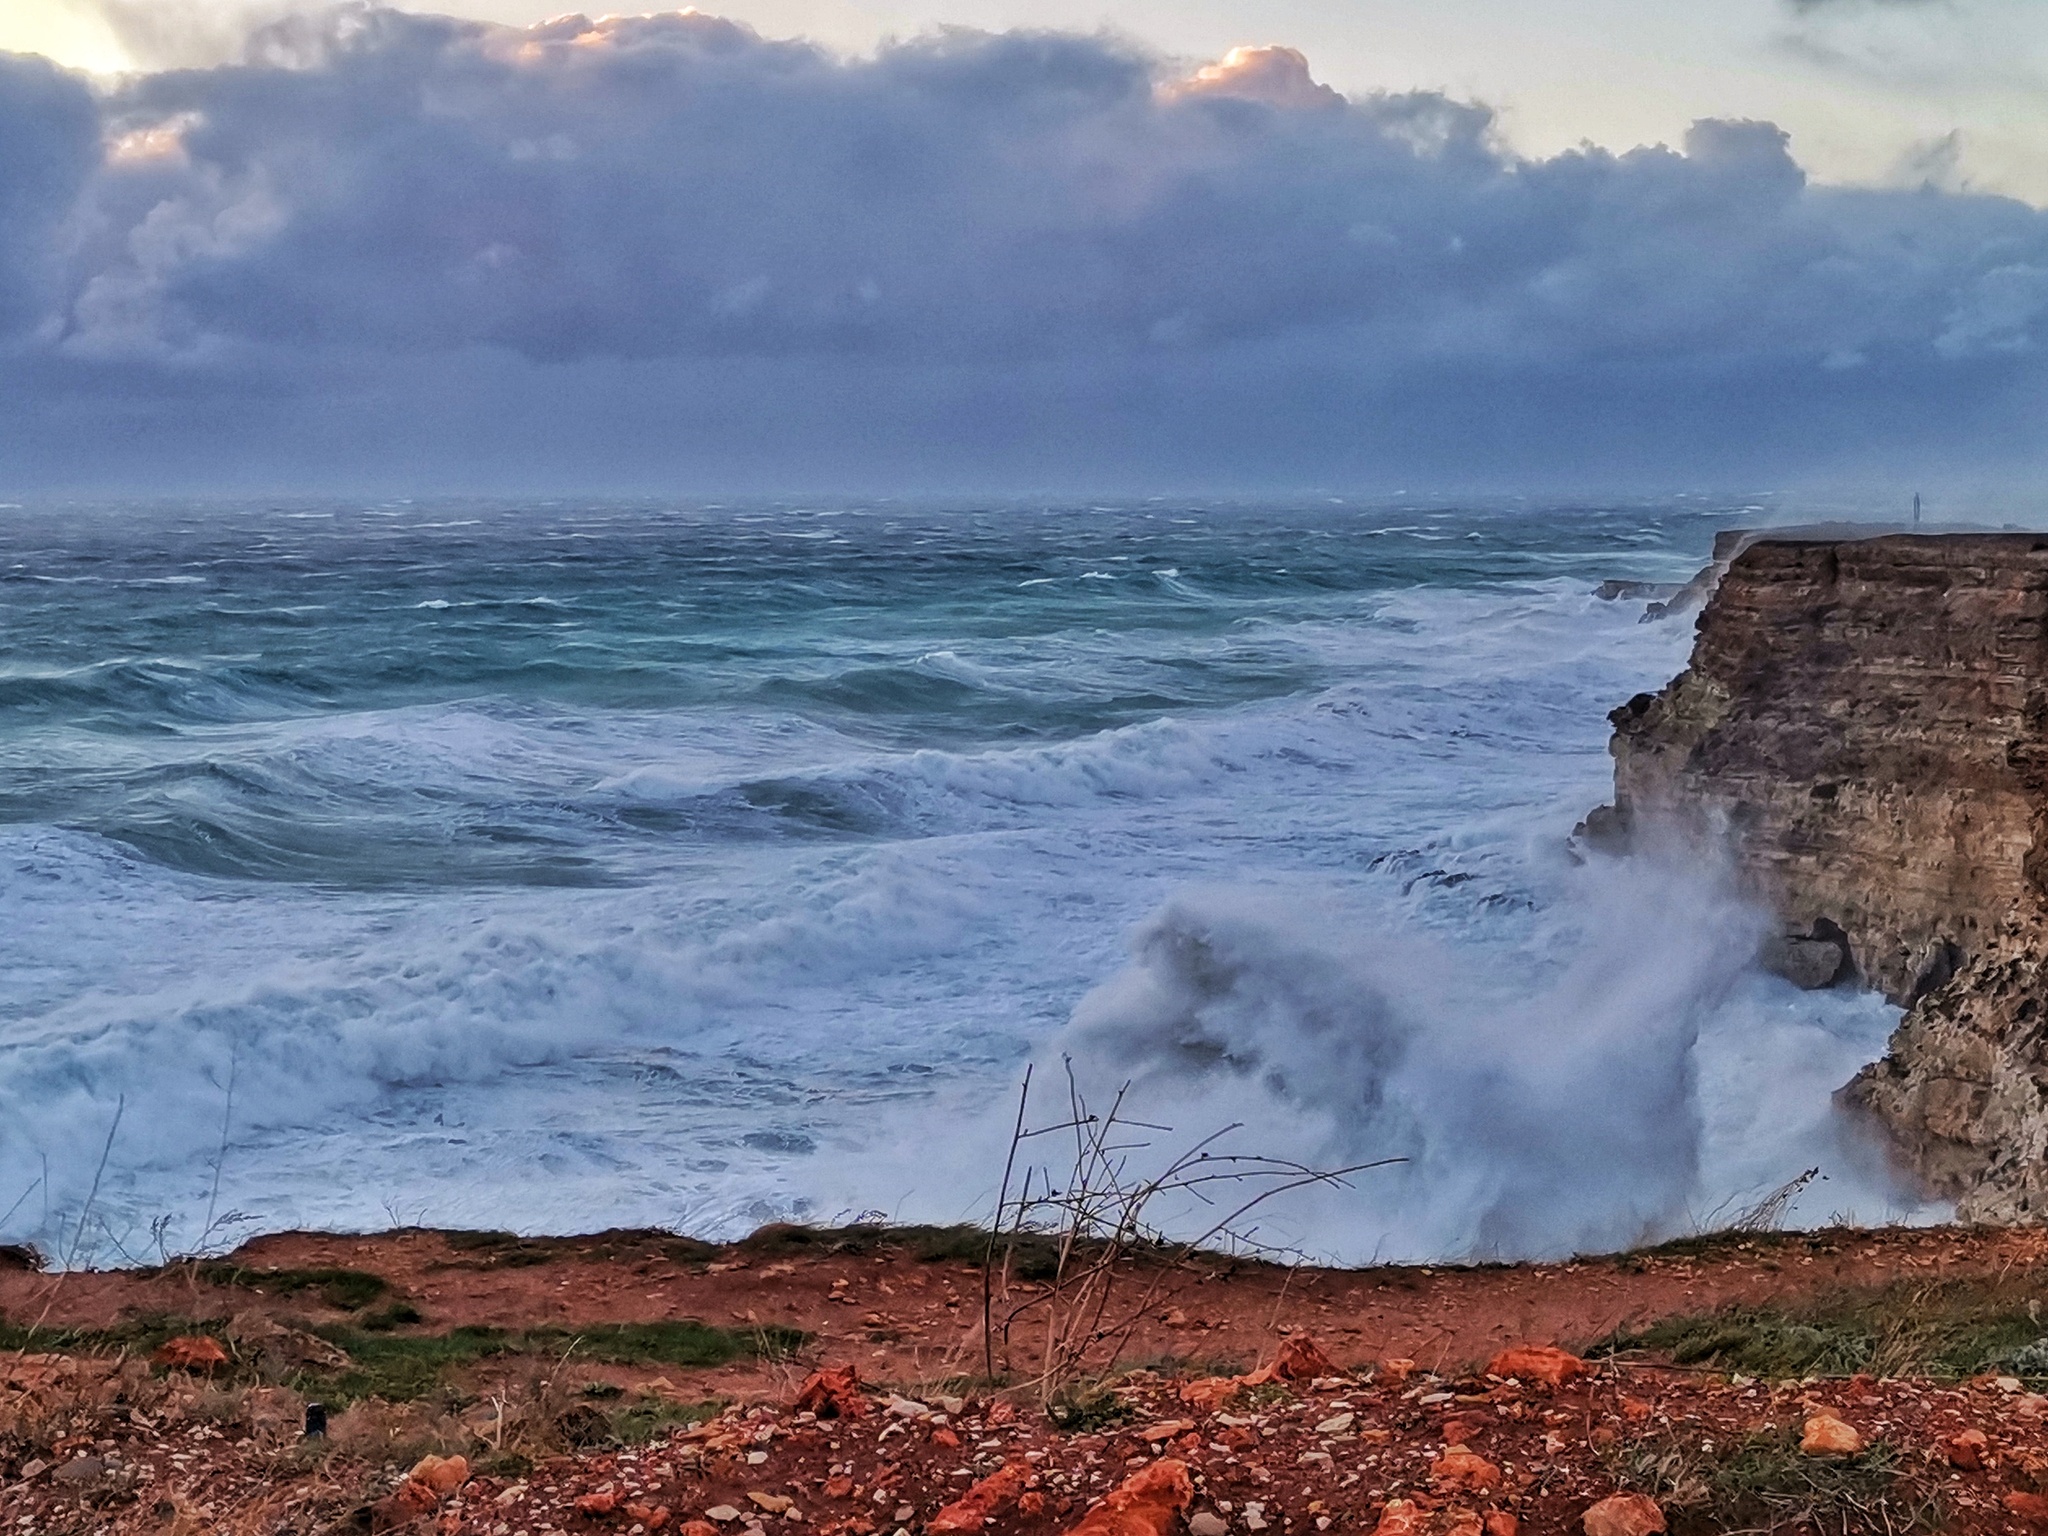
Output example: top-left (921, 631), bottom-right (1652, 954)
top-left (1588, 532), bottom-right (2048, 1219)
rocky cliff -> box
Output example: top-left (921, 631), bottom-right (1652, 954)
top-left (1585, 530), bottom-right (2048, 1220)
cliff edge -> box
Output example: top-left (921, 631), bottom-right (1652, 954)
top-left (1585, 531), bottom-right (2048, 1220)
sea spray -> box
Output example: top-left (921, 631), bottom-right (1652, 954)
top-left (1050, 853), bottom-right (1914, 1261)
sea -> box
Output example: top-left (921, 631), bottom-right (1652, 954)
top-left (0, 498), bottom-right (1944, 1267)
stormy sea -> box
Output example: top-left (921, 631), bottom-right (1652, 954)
top-left (0, 499), bottom-right (1942, 1266)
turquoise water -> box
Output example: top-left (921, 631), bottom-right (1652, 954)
top-left (0, 499), bottom-right (1928, 1260)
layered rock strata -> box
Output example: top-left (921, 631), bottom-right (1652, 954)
top-left (1584, 531), bottom-right (2048, 1220)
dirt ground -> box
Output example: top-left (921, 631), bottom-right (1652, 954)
top-left (6, 1221), bottom-right (2048, 1534)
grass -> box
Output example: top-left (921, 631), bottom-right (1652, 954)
top-left (191, 1263), bottom-right (389, 1311)
top-left (1591, 1273), bottom-right (2048, 1382)
top-left (308, 1319), bottom-right (805, 1405)
top-left (432, 1227), bottom-right (722, 1269)
top-left (1045, 1384), bottom-right (1137, 1432)
top-left (1608, 1427), bottom-right (1945, 1535)
top-left (1605, 1228), bottom-right (1840, 1271)
top-left (0, 1312), bottom-right (803, 1408)
top-left (0, 1311), bottom-right (227, 1358)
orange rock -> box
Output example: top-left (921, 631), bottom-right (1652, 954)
top-left (1799, 1414), bottom-right (1864, 1457)
top-left (1443, 1515), bottom-right (1483, 1536)
top-left (2005, 1490), bottom-right (2048, 1522)
top-left (626, 1507), bottom-right (673, 1531)
top-left (369, 1479), bottom-right (442, 1532)
top-left (793, 1364), bottom-right (870, 1419)
top-left (1061, 1458), bottom-right (1192, 1536)
top-left (1433, 1449), bottom-right (1502, 1493)
top-left (575, 1490), bottom-right (621, 1515)
top-left (1441, 1414), bottom-right (1486, 1446)
top-left (1019, 1493), bottom-right (1047, 1517)
top-left (1484, 1514), bottom-right (1519, 1536)
top-left (1618, 1397), bottom-right (1653, 1423)
top-left (932, 1427), bottom-right (962, 1448)
top-left (1946, 1428), bottom-right (1989, 1469)
top-left (824, 1477), bottom-right (856, 1500)
top-left (1369, 1500), bottom-right (1423, 1536)
top-left (679, 1523), bottom-right (722, 1536)
top-left (929, 1462), bottom-right (1031, 1533)
top-left (1179, 1378), bottom-right (1241, 1412)
top-left (153, 1336), bottom-right (229, 1371)
top-left (1580, 1493), bottom-right (1666, 1536)
top-left (409, 1455), bottom-right (470, 1497)
top-left (1244, 1334), bottom-right (1336, 1385)
top-left (1377, 1359), bottom-right (1417, 1386)
top-left (1486, 1346), bottom-right (1587, 1387)
top-left (987, 1401), bottom-right (1017, 1426)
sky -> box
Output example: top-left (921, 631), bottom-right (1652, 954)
top-left (0, 0), bottom-right (2044, 494)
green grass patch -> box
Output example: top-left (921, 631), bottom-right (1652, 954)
top-left (359, 1302), bottom-right (424, 1332)
top-left (432, 1227), bottom-right (721, 1270)
top-left (306, 1319), bottom-right (806, 1405)
top-left (0, 1312), bottom-right (225, 1358)
top-left (607, 1394), bottom-right (724, 1445)
top-left (1609, 1428), bottom-right (1944, 1535)
top-left (1591, 1272), bottom-right (2048, 1381)
top-left (1045, 1385), bottom-right (1136, 1433)
top-left (0, 1312), bottom-right (803, 1409)
top-left (193, 1263), bottom-right (389, 1311)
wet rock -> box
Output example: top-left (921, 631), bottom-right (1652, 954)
top-left (1763, 930), bottom-right (1851, 990)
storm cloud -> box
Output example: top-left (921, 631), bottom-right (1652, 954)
top-left (5, 5), bottom-right (2048, 491)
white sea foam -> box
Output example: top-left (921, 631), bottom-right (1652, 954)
top-left (0, 535), bottom-right (1943, 1262)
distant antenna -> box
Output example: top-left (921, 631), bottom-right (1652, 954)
top-left (1913, 492), bottom-right (1922, 529)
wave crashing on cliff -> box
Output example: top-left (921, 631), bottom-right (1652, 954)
top-left (1052, 859), bottom-right (1929, 1262)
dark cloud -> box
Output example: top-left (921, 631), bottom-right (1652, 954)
top-left (0, 52), bottom-right (100, 338)
top-left (4, 6), bottom-right (2048, 491)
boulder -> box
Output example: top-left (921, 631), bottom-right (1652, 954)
top-left (1799, 1414), bottom-right (1865, 1457)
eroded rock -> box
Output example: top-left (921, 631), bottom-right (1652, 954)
top-left (1585, 530), bottom-right (2048, 1218)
